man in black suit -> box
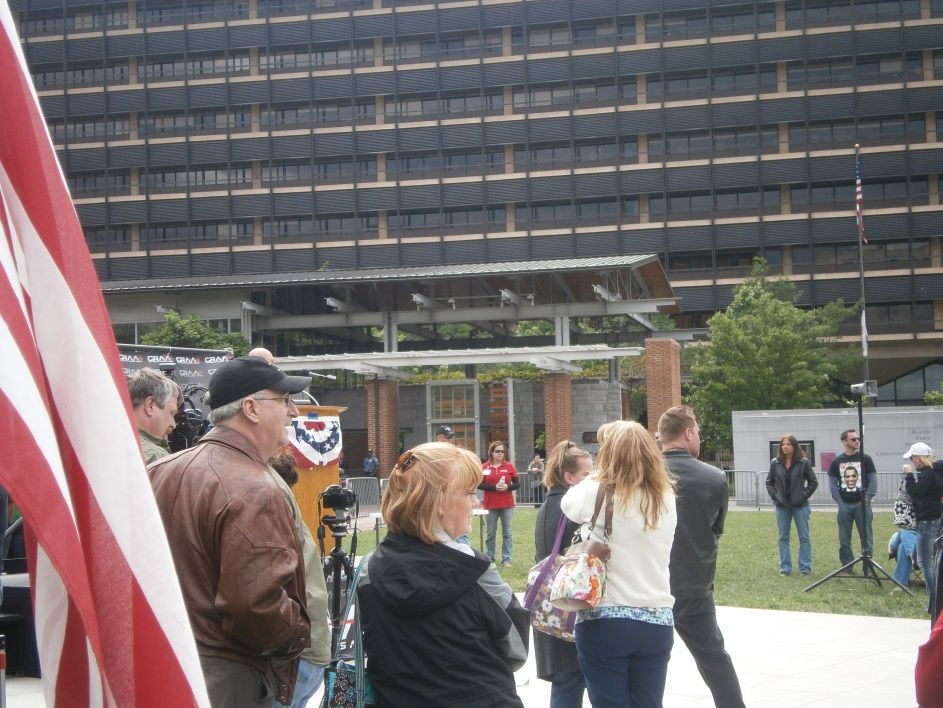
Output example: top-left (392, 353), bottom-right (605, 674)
top-left (658, 405), bottom-right (745, 708)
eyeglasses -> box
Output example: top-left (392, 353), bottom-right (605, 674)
top-left (255, 394), bottom-right (293, 408)
top-left (493, 449), bottom-right (505, 454)
top-left (847, 437), bottom-right (860, 442)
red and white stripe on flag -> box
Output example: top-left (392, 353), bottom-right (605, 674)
top-left (855, 154), bottom-right (868, 245)
top-left (0, 4), bottom-right (209, 706)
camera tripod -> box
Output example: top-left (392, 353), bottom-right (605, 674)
top-left (804, 394), bottom-right (912, 596)
top-left (319, 512), bottom-right (358, 655)
top-left (803, 544), bottom-right (912, 595)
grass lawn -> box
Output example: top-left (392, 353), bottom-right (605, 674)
top-left (347, 507), bottom-right (928, 620)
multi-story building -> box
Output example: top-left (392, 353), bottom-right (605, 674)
top-left (12, 0), bottom-right (943, 403)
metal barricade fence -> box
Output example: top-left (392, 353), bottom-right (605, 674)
top-left (736, 470), bottom-right (903, 510)
top-left (514, 470), bottom-right (903, 510)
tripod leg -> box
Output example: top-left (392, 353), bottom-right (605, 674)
top-left (804, 557), bottom-right (864, 592)
top-left (864, 558), bottom-right (914, 596)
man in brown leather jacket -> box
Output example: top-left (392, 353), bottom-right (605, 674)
top-left (149, 356), bottom-right (313, 706)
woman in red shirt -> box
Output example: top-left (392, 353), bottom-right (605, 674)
top-left (480, 440), bottom-right (519, 567)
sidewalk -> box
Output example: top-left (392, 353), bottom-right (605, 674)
top-left (5, 604), bottom-right (928, 707)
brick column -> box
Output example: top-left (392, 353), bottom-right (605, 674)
top-left (543, 372), bottom-right (573, 454)
top-left (366, 378), bottom-right (399, 478)
top-left (645, 339), bottom-right (681, 435)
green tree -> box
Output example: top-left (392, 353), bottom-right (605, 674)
top-left (925, 387), bottom-right (943, 405)
top-left (141, 312), bottom-right (250, 356)
top-left (690, 260), bottom-right (858, 450)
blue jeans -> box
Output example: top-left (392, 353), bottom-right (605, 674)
top-left (576, 617), bottom-right (673, 708)
top-left (891, 529), bottom-right (918, 586)
top-left (775, 503), bottom-right (812, 574)
top-left (837, 500), bottom-right (873, 565)
top-left (274, 659), bottom-right (324, 708)
top-left (915, 518), bottom-right (942, 615)
top-left (549, 669), bottom-right (587, 708)
top-left (486, 507), bottom-right (514, 563)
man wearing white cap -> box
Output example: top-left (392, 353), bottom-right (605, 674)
top-left (902, 442), bottom-right (943, 620)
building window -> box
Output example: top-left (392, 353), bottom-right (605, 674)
top-left (650, 191), bottom-right (712, 221)
top-left (710, 4), bottom-right (776, 36)
top-left (649, 130), bottom-right (711, 161)
top-left (515, 142), bottom-right (573, 170)
top-left (714, 187), bottom-right (780, 217)
top-left (714, 126), bottom-right (779, 156)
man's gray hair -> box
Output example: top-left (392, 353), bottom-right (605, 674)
top-left (208, 397), bottom-right (245, 424)
top-left (127, 367), bottom-right (181, 408)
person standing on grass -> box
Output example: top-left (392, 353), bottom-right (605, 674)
top-left (827, 429), bottom-right (876, 571)
top-left (534, 441), bottom-right (592, 708)
top-left (765, 434), bottom-right (818, 576)
top-left (658, 405), bottom-right (745, 708)
top-left (480, 440), bottom-right (518, 567)
top-left (561, 421), bottom-right (677, 707)
top-left (901, 442), bottom-right (943, 620)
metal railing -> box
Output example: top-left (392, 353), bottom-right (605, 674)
top-left (511, 470), bottom-right (907, 510)
top-left (732, 470), bottom-right (906, 510)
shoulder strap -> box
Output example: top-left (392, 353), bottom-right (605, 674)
top-left (523, 514), bottom-right (569, 609)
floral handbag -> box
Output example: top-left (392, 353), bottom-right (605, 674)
top-left (549, 485), bottom-right (613, 612)
top-left (523, 515), bottom-right (576, 642)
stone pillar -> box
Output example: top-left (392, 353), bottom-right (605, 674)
top-left (543, 372), bottom-right (573, 454)
top-left (367, 378), bottom-right (399, 478)
top-left (645, 338), bottom-right (681, 435)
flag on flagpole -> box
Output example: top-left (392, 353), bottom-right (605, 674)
top-left (0, 4), bottom-right (209, 706)
top-left (860, 309), bottom-right (868, 358)
top-left (855, 153), bottom-right (868, 245)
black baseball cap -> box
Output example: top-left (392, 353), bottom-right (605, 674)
top-left (437, 425), bottom-right (455, 439)
top-left (207, 356), bottom-right (311, 410)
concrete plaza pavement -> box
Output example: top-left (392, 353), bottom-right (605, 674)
top-left (5, 604), bottom-right (930, 707)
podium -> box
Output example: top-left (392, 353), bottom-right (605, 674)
top-left (290, 404), bottom-right (347, 533)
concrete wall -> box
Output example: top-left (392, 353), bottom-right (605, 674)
top-left (733, 406), bottom-right (943, 474)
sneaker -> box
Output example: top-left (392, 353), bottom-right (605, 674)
top-left (780, 571), bottom-right (791, 576)
top-left (800, 570), bottom-right (812, 576)
top-left (502, 561), bottom-right (512, 568)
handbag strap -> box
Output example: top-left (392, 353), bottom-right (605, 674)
top-left (523, 514), bottom-right (569, 608)
top-left (588, 483), bottom-right (614, 541)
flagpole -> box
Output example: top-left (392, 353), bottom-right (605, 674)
top-left (854, 144), bottom-right (870, 385)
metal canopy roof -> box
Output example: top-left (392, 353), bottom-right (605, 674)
top-left (100, 254), bottom-right (670, 293)
top-left (274, 344), bottom-right (645, 377)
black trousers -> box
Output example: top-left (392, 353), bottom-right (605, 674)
top-left (673, 594), bottom-right (746, 708)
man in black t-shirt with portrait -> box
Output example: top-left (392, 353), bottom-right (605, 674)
top-left (827, 429), bottom-right (877, 569)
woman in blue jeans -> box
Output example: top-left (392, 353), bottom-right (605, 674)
top-left (561, 421), bottom-right (676, 708)
top-left (765, 435), bottom-right (818, 576)
top-left (902, 442), bottom-right (943, 620)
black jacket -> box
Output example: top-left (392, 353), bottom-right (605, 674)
top-left (766, 457), bottom-right (818, 508)
top-left (663, 449), bottom-right (728, 599)
top-left (358, 532), bottom-right (528, 708)
top-left (533, 485), bottom-right (580, 680)
top-left (904, 460), bottom-right (943, 522)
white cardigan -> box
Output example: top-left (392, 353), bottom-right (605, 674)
top-left (561, 478), bottom-right (676, 609)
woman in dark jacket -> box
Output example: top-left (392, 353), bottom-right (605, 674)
top-left (766, 435), bottom-right (818, 576)
top-left (358, 442), bottom-right (529, 708)
top-left (533, 440), bottom-right (592, 708)
top-left (902, 442), bottom-right (943, 619)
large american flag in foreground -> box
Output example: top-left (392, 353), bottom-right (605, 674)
top-left (0, 4), bottom-right (209, 706)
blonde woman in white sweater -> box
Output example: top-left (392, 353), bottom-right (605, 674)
top-left (561, 420), bottom-right (677, 708)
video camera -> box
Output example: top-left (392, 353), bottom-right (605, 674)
top-left (158, 364), bottom-right (210, 452)
top-left (320, 483), bottom-right (358, 538)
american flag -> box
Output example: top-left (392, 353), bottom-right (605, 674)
top-left (855, 153), bottom-right (868, 245)
top-left (0, 4), bottom-right (209, 706)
